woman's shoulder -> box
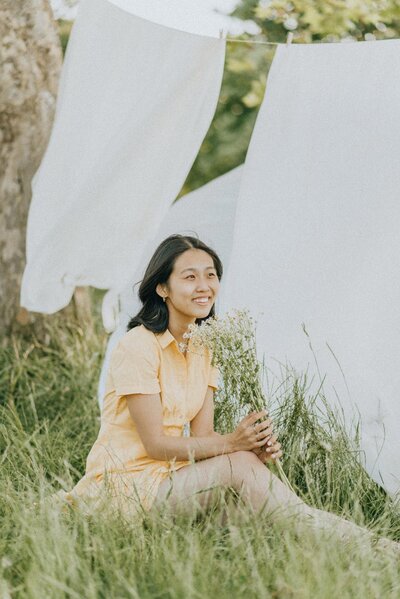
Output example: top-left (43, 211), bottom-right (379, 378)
top-left (111, 325), bottom-right (159, 360)
top-left (118, 324), bottom-right (158, 349)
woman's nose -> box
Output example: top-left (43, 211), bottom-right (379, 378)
top-left (196, 278), bottom-right (211, 291)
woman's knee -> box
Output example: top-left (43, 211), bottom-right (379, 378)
top-left (226, 450), bottom-right (262, 468)
top-left (224, 451), bottom-right (264, 485)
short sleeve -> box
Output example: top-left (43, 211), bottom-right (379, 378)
top-left (110, 336), bottom-right (161, 397)
top-left (208, 364), bottom-right (220, 391)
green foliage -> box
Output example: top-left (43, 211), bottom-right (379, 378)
top-left (179, 41), bottom-right (273, 196)
top-left (57, 19), bottom-right (73, 55)
top-left (0, 313), bottom-right (107, 483)
top-left (235, 0), bottom-right (400, 43)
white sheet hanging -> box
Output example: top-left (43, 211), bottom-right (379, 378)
top-left (221, 39), bottom-right (400, 497)
top-left (97, 165), bottom-right (242, 405)
top-left (20, 0), bottom-right (225, 312)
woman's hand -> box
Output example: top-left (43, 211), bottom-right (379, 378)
top-left (227, 410), bottom-right (274, 452)
top-left (252, 433), bottom-right (283, 465)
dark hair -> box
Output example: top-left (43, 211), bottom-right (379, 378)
top-left (127, 234), bottom-right (223, 333)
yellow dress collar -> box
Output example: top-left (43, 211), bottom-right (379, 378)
top-left (155, 327), bottom-right (193, 351)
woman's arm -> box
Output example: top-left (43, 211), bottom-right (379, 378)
top-left (127, 390), bottom-right (235, 462)
top-left (126, 393), bottom-right (234, 460)
top-left (190, 386), bottom-right (218, 438)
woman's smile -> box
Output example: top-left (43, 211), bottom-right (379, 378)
top-left (192, 296), bottom-right (211, 305)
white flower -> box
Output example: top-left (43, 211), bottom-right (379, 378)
top-left (283, 17), bottom-right (298, 31)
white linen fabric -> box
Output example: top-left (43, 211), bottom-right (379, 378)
top-left (20, 0), bottom-right (225, 312)
top-left (221, 39), bottom-right (400, 497)
top-left (97, 165), bottom-right (242, 404)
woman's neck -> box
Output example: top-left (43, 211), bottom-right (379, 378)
top-left (167, 316), bottom-right (195, 345)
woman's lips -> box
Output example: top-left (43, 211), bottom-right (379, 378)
top-left (192, 297), bottom-right (210, 305)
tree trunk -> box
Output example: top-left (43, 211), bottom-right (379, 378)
top-left (0, 0), bottom-right (93, 340)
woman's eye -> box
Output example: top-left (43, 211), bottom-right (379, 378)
top-left (186, 273), bottom-right (216, 279)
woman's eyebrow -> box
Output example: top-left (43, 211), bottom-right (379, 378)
top-left (180, 266), bottom-right (216, 274)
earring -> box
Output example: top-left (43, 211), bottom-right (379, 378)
top-left (163, 296), bottom-right (166, 303)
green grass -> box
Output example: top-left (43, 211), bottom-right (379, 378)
top-left (1, 311), bottom-right (400, 597)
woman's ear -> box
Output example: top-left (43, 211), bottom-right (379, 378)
top-left (155, 283), bottom-right (166, 299)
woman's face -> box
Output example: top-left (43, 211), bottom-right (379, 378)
top-left (157, 248), bottom-right (220, 321)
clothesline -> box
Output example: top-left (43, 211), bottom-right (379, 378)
top-left (226, 37), bottom-right (286, 45)
top-left (223, 31), bottom-right (294, 46)
top-left (221, 31), bottom-right (395, 45)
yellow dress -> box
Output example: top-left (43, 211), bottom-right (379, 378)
top-left (60, 324), bottom-right (219, 516)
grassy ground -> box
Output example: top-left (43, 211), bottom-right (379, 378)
top-left (1, 311), bottom-right (399, 597)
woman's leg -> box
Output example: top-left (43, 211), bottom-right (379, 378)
top-left (153, 450), bottom-right (305, 518)
top-left (152, 450), bottom-right (400, 553)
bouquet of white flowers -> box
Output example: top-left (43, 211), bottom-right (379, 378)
top-left (185, 308), bottom-right (295, 493)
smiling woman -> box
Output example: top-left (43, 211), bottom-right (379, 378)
top-left (57, 234), bottom-right (278, 516)
top-left (57, 234), bottom-right (233, 514)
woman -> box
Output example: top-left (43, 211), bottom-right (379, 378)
top-left (62, 234), bottom-right (399, 552)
